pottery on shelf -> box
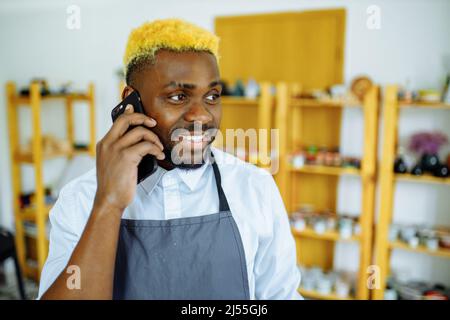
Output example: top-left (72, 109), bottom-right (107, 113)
top-left (411, 164), bottom-right (424, 176)
top-left (420, 153), bottom-right (440, 172)
top-left (433, 164), bottom-right (449, 178)
top-left (394, 156), bottom-right (408, 174)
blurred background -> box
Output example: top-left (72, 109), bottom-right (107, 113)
top-left (0, 0), bottom-right (449, 300)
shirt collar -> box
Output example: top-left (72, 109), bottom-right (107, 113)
top-left (139, 165), bottom-right (166, 195)
top-left (139, 155), bottom-right (211, 195)
top-left (175, 156), bottom-right (211, 191)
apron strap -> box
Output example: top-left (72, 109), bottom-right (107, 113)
top-left (210, 152), bottom-right (231, 212)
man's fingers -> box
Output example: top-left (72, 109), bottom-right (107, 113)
top-left (106, 112), bottom-right (156, 142)
top-left (124, 104), bottom-right (134, 114)
top-left (116, 126), bottom-right (164, 151)
top-left (125, 141), bottom-right (166, 163)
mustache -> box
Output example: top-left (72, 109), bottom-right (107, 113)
top-left (172, 123), bottom-right (217, 132)
top-left (169, 124), bottom-right (218, 138)
top-left (164, 123), bottom-right (218, 159)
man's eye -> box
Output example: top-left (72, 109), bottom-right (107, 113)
top-left (205, 93), bottom-right (221, 103)
top-left (168, 93), bottom-right (186, 102)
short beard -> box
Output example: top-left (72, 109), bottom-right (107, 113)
top-left (164, 122), bottom-right (217, 170)
top-left (163, 143), bottom-right (213, 170)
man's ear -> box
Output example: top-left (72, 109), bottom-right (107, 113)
top-left (121, 85), bottom-right (135, 100)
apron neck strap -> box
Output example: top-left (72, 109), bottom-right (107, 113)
top-left (210, 152), bottom-right (230, 212)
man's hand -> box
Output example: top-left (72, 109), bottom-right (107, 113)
top-left (41, 103), bottom-right (164, 299)
top-left (94, 104), bottom-right (165, 212)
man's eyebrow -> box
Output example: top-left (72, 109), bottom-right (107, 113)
top-left (163, 80), bottom-right (222, 89)
top-left (209, 81), bottom-right (222, 88)
top-left (163, 81), bottom-right (196, 89)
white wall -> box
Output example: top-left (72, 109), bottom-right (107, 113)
top-left (1, 0), bottom-right (449, 287)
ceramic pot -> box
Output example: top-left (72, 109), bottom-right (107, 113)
top-left (394, 156), bottom-right (407, 173)
top-left (421, 153), bottom-right (440, 172)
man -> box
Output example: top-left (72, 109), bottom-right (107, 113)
top-left (38, 18), bottom-right (301, 300)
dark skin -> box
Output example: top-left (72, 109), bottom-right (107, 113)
top-left (41, 49), bottom-right (222, 299)
top-left (130, 50), bottom-right (222, 170)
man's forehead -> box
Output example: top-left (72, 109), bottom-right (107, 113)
top-left (150, 50), bottom-right (220, 87)
top-left (162, 80), bottom-right (222, 90)
top-left (155, 48), bottom-right (216, 60)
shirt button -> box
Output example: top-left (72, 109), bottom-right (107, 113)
top-left (162, 178), bottom-right (176, 187)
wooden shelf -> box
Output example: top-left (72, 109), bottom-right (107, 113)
top-left (18, 204), bottom-right (53, 221)
top-left (14, 148), bottom-right (91, 163)
top-left (15, 150), bottom-right (68, 163)
top-left (13, 93), bottom-right (91, 105)
top-left (398, 101), bottom-right (450, 110)
top-left (395, 173), bottom-right (450, 185)
top-left (290, 164), bottom-right (361, 176)
top-left (389, 241), bottom-right (450, 259)
top-left (298, 288), bottom-right (354, 300)
top-left (221, 96), bottom-right (259, 106)
top-left (23, 262), bottom-right (39, 281)
top-left (290, 98), bottom-right (362, 108)
top-left (292, 227), bottom-right (360, 242)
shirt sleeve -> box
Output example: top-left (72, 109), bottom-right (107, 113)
top-left (37, 181), bottom-right (82, 299)
top-left (253, 174), bottom-right (303, 300)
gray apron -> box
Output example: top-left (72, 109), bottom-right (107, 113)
top-left (113, 154), bottom-right (250, 300)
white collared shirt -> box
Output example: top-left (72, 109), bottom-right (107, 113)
top-left (38, 147), bottom-right (302, 299)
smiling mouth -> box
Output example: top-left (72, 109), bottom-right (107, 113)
top-left (173, 131), bottom-right (213, 143)
top-left (178, 134), bottom-right (210, 142)
top-left (172, 133), bottom-right (213, 151)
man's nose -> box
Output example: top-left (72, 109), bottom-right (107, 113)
top-left (184, 100), bottom-right (213, 123)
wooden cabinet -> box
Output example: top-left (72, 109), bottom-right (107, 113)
top-left (215, 9), bottom-right (345, 89)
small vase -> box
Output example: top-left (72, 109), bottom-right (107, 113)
top-left (394, 156), bottom-right (407, 174)
top-left (420, 153), bottom-right (440, 173)
top-left (434, 165), bottom-right (449, 178)
top-left (411, 164), bottom-right (423, 176)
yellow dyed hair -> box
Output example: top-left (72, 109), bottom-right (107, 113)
top-left (123, 18), bottom-right (220, 81)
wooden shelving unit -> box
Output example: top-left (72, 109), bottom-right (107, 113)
top-left (213, 83), bottom-right (276, 169)
top-left (373, 85), bottom-right (450, 300)
top-left (6, 81), bottom-right (96, 280)
top-left (276, 84), bottom-right (379, 300)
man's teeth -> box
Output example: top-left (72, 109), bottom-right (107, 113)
top-left (182, 135), bottom-right (204, 142)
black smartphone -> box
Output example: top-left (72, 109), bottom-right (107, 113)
top-left (111, 90), bottom-right (157, 184)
